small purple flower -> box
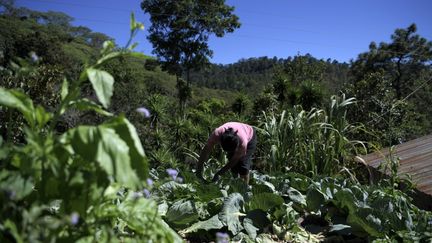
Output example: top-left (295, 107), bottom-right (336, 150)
top-left (146, 178), bottom-right (154, 187)
top-left (176, 177), bottom-right (183, 183)
top-left (136, 107), bottom-right (151, 118)
top-left (70, 212), bottom-right (79, 225)
top-left (216, 232), bottom-right (229, 243)
top-left (29, 51), bottom-right (39, 62)
top-left (143, 189), bottom-right (151, 198)
top-left (166, 168), bottom-right (178, 180)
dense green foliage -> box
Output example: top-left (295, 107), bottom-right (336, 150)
top-left (1, 2), bottom-right (432, 242)
top-left (347, 24), bottom-right (432, 145)
top-left (190, 55), bottom-right (349, 95)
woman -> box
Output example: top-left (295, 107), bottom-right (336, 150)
top-left (196, 122), bottom-right (257, 184)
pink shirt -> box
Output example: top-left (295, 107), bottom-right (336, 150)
top-left (207, 122), bottom-right (254, 158)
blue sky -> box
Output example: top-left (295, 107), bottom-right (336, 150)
top-left (15, 0), bottom-right (432, 64)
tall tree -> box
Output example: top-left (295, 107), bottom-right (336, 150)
top-left (348, 24), bottom-right (432, 144)
top-left (141, 0), bottom-right (240, 109)
top-left (351, 24), bottom-right (432, 100)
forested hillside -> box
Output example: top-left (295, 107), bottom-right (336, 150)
top-left (1, 1), bottom-right (432, 242)
top-left (190, 55), bottom-right (350, 95)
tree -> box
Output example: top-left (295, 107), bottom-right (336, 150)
top-left (0, 0), bottom-right (14, 14)
top-left (348, 24), bottom-right (432, 144)
top-left (284, 54), bottom-right (325, 85)
top-left (351, 24), bottom-right (432, 100)
top-left (141, 0), bottom-right (240, 109)
top-left (231, 93), bottom-right (251, 115)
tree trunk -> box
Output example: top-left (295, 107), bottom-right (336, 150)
top-left (394, 56), bottom-right (403, 100)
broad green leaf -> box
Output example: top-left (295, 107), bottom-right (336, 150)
top-left (287, 173), bottom-right (312, 191)
top-left (0, 171), bottom-right (33, 201)
top-left (196, 183), bottom-right (223, 202)
top-left (159, 181), bottom-right (195, 197)
top-left (334, 188), bottom-right (358, 213)
top-left (249, 193), bottom-right (284, 212)
top-left (252, 173), bottom-right (276, 193)
top-left (112, 198), bottom-right (183, 243)
top-left (347, 207), bottom-right (383, 237)
top-left (243, 218), bottom-right (259, 240)
top-left (0, 87), bottom-right (35, 127)
top-left (218, 193), bottom-right (245, 235)
top-left (70, 98), bottom-right (113, 116)
top-left (252, 183), bottom-right (275, 194)
top-left (128, 52), bottom-right (148, 59)
top-left (158, 201), bottom-right (169, 217)
top-left (166, 199), bottom-right (199, 226)
top-left (306, 188), bottom-right (326, 211)
top-left (102, 115), bottom-right (148, 178)
top-left (179, 215), bottom-right (223, 235)
top-left (35, 105), bottom-right (52, 127)
top-left (96, 51), bottom-right (121, 66)
top-left (87, 68), bottom-right (114, 108)
top-left (284, 187), bottom-right (306, 206)
top-left (67, 126), bottom-right (140, 189)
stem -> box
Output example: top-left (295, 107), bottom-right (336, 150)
top-left (49, 74), bottom-right (86, 132)
top-left (125, 29), bottom-right (138, 50)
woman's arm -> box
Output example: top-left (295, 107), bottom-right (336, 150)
top-left (212, 146), bottom-right (245, 182)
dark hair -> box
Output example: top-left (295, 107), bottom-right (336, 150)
top-left (220, 128), bottom-right (239, 152)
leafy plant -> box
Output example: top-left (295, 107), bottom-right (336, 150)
top-left (0, 14), bottom-right (181, 242)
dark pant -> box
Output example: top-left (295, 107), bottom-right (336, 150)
top-left (229, 128), bottom-right (257, 176)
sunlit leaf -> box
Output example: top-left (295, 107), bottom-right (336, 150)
top-left (249, 193), bottom-right (284, 212)
top-left (179, 214), bottom-right (223, 235)
top-left (218, 193), bottom-right (245, 235)
top-left (102, 115), bottom-right (148, 178)
top-left (0, 87), bottom-right (35, 127)
top-left (67, 126), bottom-right (140, 189)
top-left (0, 171), bottom-right (33, 201)
top-left (243, 217), bottom-right (259, 240)
top-left (306, 188), bottom-right (327, 211)
top-left (69, 98), bottom-right (113, 116)
top-left (166, 199), bottom-right (199, 226)
top-left (35, 105), bottom-right (52, 128)
top-left (86, 68), bottom-right (114, 108)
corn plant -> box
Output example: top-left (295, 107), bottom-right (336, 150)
top-left (260, 94), bottom-right (366, 177)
